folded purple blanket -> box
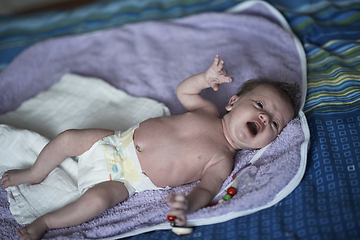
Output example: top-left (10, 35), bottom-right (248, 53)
top-left (0, 1), bottom-right (308, 239)
top-left (0, 2), bottom-right (303, 117)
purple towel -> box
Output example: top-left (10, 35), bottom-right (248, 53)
top-left (0, 1), bottom-right (308, 239)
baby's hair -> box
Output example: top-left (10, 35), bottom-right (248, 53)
top-left (236, 78), bottom-right (301, 118)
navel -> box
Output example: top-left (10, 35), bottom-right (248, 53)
top-left (136, 145), bottom-right (142, 152)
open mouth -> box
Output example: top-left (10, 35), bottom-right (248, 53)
top-left (247, 122), bottom-right (259, 136)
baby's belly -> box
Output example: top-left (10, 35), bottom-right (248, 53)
top-left (132, 115), bottom-right (218, 188)
top-left (136, 147), bottom-right (204, 188)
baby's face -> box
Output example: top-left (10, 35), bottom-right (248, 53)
top-left (222, 84), bottom-right (294, 150)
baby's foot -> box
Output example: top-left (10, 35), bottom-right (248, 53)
top-left (1, 169), bottom-right (41, 189)
top-left (17, 217), bottom-right (49, 240)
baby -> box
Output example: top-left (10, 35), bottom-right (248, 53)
top-left (1, 54), bottom-right (299, 240)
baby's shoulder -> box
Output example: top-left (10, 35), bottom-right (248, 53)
top-left (209, 152), bottom-right (235, 174)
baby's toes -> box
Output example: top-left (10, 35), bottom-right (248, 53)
top-left (1, 173), bottom-right (14, 188)
top-left (17, 228), bottom-right (28, 238)
top-left (1, 179), bottom-right (9, 189)
top-left (1, 174), bottom-right (9, 183)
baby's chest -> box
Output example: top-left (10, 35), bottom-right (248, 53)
top-left (173, 136), bottom-right (223, 161)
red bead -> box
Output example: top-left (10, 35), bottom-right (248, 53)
top-left (227, 187), bottom-right (237, 196)
top-left (210, 202), bottom-right (217, 207)
top-left (167, 215), bottom-right (176, 222)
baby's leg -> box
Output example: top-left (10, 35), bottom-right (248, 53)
top-left (17, 181), bottom-right (129, 240)
top-left (1, 129), bottom-right (114, 189)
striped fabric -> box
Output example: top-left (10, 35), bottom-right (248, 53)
top-left (282, 3), bottom-right (360, 116)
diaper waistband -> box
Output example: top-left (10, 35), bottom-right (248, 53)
top-left (102, 125), bottom-right (143, 184)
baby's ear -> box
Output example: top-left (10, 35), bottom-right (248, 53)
top-left (225, 95), bottom-right (240, 111)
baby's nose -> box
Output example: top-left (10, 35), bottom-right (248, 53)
top-left (259, 113), bottom-right (269, 125)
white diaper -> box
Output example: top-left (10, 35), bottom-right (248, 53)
top-left (77, 125), bottom-right (165, 196)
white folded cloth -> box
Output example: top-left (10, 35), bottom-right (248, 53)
top-left (0, 73), bottom-right (170, 224)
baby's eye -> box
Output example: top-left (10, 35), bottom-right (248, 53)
top-left (256, 102), bottom-right (263, 109)
top-left (272, 121), bottom-right (278, 128)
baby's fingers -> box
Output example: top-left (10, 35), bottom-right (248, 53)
top-left (213, 54), bottom-right (220, 66)
top-left (210, 76), bottom-right (232, 91)
top-left (218, 59), bottom-right (225, 70)
top-left (167, 211), bottom-right (187, 226)
top-left (220, 69), bottom-right (227, 76)
top-left (166, 194), bottom-right (187, 204)
top-left (166, 194), bottom-right (188, 226)
top-left (170, 200), bottom-right (188, 212)
top-left (223, 76), bottom-right (234, 83)
top-left (211, 83), bottom-right (220, 91)
top-left (217, 73), bottom-right (233, 87)
top-left (212, 54), bottom-right (225, 69)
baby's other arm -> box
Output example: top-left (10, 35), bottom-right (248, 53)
top-left (176, 54), bottom-right (233, 112)
top-left (166, 159), bottom-right (232, 226)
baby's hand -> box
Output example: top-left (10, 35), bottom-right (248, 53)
top-left (166, 194), bottom-right (188, 226)
top-left (204, 54), bottom-right (233, 91)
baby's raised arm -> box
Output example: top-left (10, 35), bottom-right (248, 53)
top-left (176, 54), bottom-right (233, 113)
